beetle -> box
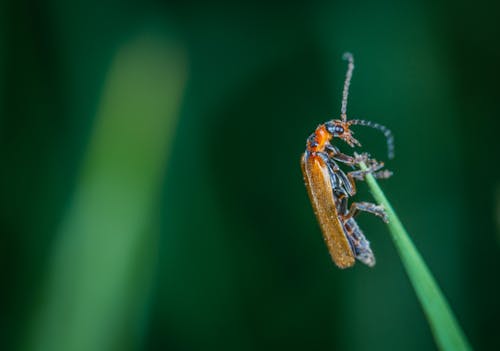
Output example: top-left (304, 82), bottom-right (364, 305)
top-left (301, 52), bottom-right (394, 268)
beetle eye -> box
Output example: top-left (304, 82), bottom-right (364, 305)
top-left (334, 126), bottom-right (344, 134)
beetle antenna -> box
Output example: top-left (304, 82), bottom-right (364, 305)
top-left (348, 119), bottom-right (395, 159)
top-left (341, 52), bottom-right (355, 122)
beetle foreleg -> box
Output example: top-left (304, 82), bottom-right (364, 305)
top-left (325, 144), bottom-right (365, 166)
top-left (325, 145), bottom-right (384, 172)
top-left (372, 169), bottom-right (393, 179)
top-left (348, 154), bottom-right (392, 180)
top-left (348, 163), bottom-right (389, 181)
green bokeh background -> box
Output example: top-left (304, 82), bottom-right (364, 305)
top-left (2, 1), bottom-right (499, 350)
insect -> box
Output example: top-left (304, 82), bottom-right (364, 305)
top-left (301, 52), bottom-right (394, 268)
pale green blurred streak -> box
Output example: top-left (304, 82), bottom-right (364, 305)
top-left (29, 32), bottom-right (186, 351)
top-left (0, 0), bottom-right (5, 126)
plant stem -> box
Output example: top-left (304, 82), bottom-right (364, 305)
top-left (360, 163), bottom-right (472, 351)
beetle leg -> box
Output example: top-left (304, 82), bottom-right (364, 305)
top-left (348, 153), bottom-right (392, 180)
top-left (326, 145), bottom-right (384, 171)
top-left (336, 169), bottom-right (357, 196)
top-left (373, 169), bottom-right (393, 179)
top-left (349, 169), bottom-right (392, 180)
top-left (325, 144), bottom-right (365, 166)
top-left (335, 194), bottom-right (349, 214)
top-left (345, 201), bottom-right (388, 223)
top-left (348, 162), bottom-right (392, 181)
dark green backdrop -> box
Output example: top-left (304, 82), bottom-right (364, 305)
top-left (2, 1), bottom-right (499, 350)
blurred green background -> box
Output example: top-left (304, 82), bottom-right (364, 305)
top-left (2, 1), bottom-right (499, 350)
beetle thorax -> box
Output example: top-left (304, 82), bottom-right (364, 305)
top-left (307, 124), bottom-right (332, 152)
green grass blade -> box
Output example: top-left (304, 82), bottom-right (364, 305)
top-left (28, 33), bottom-right (186, 351)
top-left (361, 163), bottom-right (472, 351)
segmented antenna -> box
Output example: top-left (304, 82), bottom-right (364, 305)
top-left (341, 52), bottom-right (355, 121)
top-left (348, 119), bottom-right (395, 159)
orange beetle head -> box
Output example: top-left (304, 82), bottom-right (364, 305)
top-left (325, 118), bottom-right (361, 148)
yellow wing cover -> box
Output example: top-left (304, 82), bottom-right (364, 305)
top-left (301, 153), bottom-right (355, 268)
